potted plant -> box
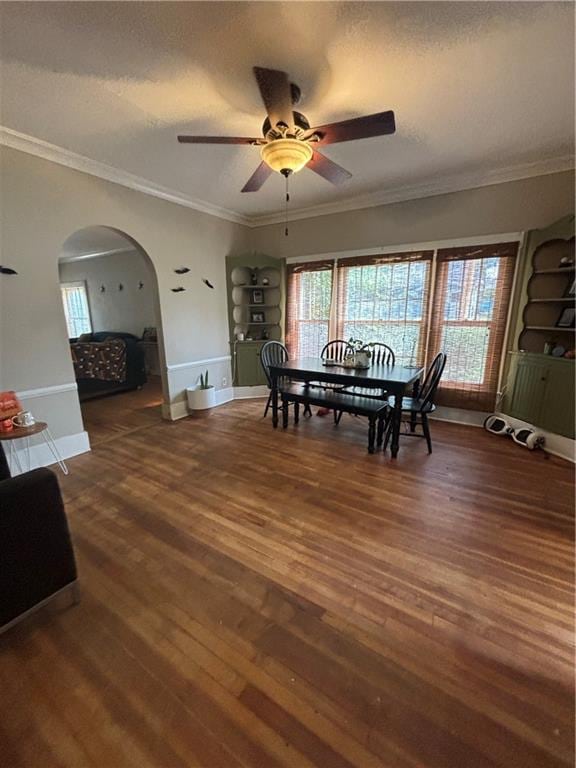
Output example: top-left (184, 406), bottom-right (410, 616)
top-left (187, 370), bottom-right (216, 411)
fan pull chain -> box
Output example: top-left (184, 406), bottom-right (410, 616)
top-left (285, 173), bottom-right (290, 237)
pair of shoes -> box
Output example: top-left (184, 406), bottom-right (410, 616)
top-left (317, 407), bottom-right (331, 417)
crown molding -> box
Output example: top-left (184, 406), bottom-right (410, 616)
top-left (1, 126), bottom-right (573, 229)
top-left (0, 126), bottom-right (251, 226)
top-left (248, 155), bottom-right (576, 227)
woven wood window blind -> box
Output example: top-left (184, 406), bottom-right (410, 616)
top-left (428, 242), bottom-right (518, 411)
top-left (285, 260), bottom-right (334, 358)
top-left (335, 251), bottom-right (434, 365)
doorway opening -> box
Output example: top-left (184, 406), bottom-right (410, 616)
top-left (58, 226), bottom-right (167, 445)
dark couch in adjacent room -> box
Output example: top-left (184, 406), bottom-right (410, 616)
top-left (71, 331), bottom-right (147, 401)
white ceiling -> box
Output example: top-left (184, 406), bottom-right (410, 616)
top-left (0, 2), bottom-right (574, 223)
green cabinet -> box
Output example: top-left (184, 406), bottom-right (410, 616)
top-left (508, 356), bottom-right (549, 423)
top-left (233, 342), bottom-right (268, 387)
top-left (504, 353), bottom-right (574, 438)
top-left (539, 362), bottom-right (575, 437)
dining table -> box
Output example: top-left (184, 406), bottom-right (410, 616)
top-left (268, 357), bottom-right (425, 458)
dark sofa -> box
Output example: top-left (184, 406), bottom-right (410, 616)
top-left (72, 331), bottom-right (147, 401)
top-left (0, 444), bottom-right (79, 634)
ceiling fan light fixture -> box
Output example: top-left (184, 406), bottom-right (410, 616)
top-left (261, 138), bottom-right (312, 175)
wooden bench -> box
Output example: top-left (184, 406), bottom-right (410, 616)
top-left (280, 384), bottom-right (388, 454)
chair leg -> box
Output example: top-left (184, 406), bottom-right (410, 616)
top-left (377, 415), bottom-right (385, 448)
top-left (333, 410), bottom-right (343, 426)
top-left (282, 399), bottom-right (289, 429)
top-left (304, 404), bottom-right (312, 417)
top-left (294, 402), bottom-right (300, 424)
top-left (383, 419), bottom-right (393, 452)
top-left (263, 391), bottom-right (272, 418)
top-left (368, 417), bottom-right (376, 454)
top-left (422, 412), bottom-right (432, 454)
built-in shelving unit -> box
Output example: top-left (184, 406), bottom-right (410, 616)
top-left (226, 255), bottom-right (285, 387)
top-left (519, 237), bottom-right (575, 353)
top-left (230, 265), bottom-right (282, 342)
top-left (501, 216), bottom-right (575, 441)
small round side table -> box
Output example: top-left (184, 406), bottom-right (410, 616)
top-left (0, 421), bottom-right (68, 475)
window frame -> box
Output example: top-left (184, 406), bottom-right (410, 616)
top-left (335, 250), bottom-right (434, 367)
top-left (285, 237), bottom-right (521, 411)
top-left (60, 280), bottom-right (93, 339)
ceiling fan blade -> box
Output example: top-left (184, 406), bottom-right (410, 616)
top-left (307, 151), bottom-right (352, 185)
top-left (253, 66), bottom-right (293, 130)
top-left (241, 161), bottom-right (273, 193)
top-left (177, 135), bottom-right (260, 145)
top-left (309, 110), bottom-right (396, 146)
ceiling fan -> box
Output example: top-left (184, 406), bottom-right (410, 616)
top-left (177, 66), bottom-right (396, 193)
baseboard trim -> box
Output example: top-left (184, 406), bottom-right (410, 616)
top-left (233, 385), bottom-right (269, 399)
top-left (8, 430), bottom-right (91, 475)
top-left (431, 406), bottom-right (488, 428)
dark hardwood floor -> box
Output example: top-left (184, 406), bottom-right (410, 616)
top-left (0, 397), bottom-right (574, 767)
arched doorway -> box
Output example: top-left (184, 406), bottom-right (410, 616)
top-left (57, 226), bottom-right (167, 445)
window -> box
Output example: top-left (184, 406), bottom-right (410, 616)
top-left (428, 243), bottom-right (517, 410)
top-left (285, 241), bottom-right (518, 412)
top-left (285, 261), bottom-right (333, 357)
top-left (60, 281), bottom-right (92, 338)
top-left (335, 251), bottom-right (433, 366)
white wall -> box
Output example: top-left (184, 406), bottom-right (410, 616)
top-left (59, 249), bottom-right (158, 338)
top-left (0, 146), bottom-right (250, 439)
top-left (251, 171), bottom-right (575, 258)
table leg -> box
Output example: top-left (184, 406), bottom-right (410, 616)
top-left (368, 417), bottom-right (376, 454)
top-left (44, 427), bottom-right (69, 475)
top-left (271, 372), bottom-right (279, 429)
top-left (390, 394), bottom-right (403, 459)
top-left (8, 440), bottom-right (24, 475)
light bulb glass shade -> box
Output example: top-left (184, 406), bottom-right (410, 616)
top-left (261, 138), bottom-right (313, 174)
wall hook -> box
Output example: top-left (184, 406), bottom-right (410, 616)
top-left (203, 278), bottom-right (214, 289)
top-left (171, 287), bottom-right (186, 293)
top-left (174, 267), bottom-right (190, 274)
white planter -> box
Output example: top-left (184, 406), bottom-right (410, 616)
top-left (187, 385), bottom-right (216, 411)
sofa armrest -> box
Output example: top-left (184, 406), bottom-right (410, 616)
top-left (0, 468), bottom-right (78, 627)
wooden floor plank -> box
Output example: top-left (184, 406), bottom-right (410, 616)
top-left (0, 388), bottom-right (573, 767)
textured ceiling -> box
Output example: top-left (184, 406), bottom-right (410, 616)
top-left (0, 2), bottom-right (574, 221)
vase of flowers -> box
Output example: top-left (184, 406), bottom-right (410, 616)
top-left (343, 339), bottom-right (372, 369)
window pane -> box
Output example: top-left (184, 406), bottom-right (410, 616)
top-left (61, 283), bottom-right (92, 337)
top-left (429, 250), bottom-right (516, 411)
top-left (338, 260), bottom-right (430, 365)
top-left (286, 267), bottom-right (332, 357)
top-left (441, 325), bottom-right (490, 384)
